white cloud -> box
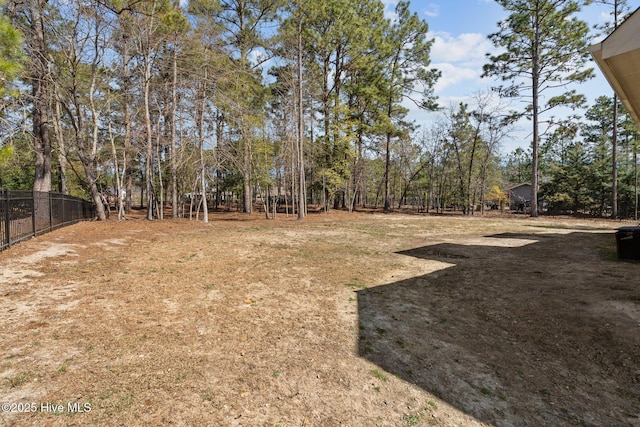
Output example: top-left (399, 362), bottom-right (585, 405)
top-left (429, 32), bottom-right (494, 64)
top-left (423, 3), bottom-right (439, 18)
top-left (431, 63), bottom-right (479, 93)
top-left (382, 1), bottom-right (439, 22)
top-left (381, 0), bottom-right (398, 20)
top-left (425, 31), bottom-right (503, 95)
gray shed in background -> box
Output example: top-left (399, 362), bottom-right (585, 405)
top-left (508, 183), bottom-right (532, 211)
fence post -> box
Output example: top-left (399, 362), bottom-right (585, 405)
top-left (49, 191), bottom-right (53, 232)
top-left (32, 191), bottom-right (37, 237)
top-left (3, 190), bottom-right (10, 249)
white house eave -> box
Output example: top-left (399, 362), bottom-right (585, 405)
top-left (589, 7), bottom-right (640, 128)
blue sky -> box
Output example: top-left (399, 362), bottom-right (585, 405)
top-left (393, 0), bottom-right (640, 153)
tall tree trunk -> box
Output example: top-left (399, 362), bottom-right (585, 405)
top-left (143, 49), bottom-right (154, 220)
top-left (198, 78), bottom-right (208, 223)
top-left (215, 111), bottom-right (224, 210)
top-left (322, 56), bottom-right (331, 210)
top-left (291, 135), bottom-right (296, 214)
top-left (67, 113), bottom-right (106, 220)
top-left (297, 2), bottom-right (306, 220)
top-left (239, 13), bottom-right (252, 216)
top-left (87, 34), bottom-right (107, 221)
top-left (133, 8), bottom-right (157, 220)
top-left (611, 1), bottom-right (620, 219)
top-left (121, 24), bottom-right (133, 213)
top-left (452, 137), bottom-right (467, 215)
top-left (384, 56), bottom-right (399, 212)
top-left (242, 138), bottom-right (252, 213)
top-left (171, 43), bottom-right (179, 218)
top-left (466, 125), bottom-right (481, 216)
top-left (108, 121), bottom-right (126, 220)
top-left (52, 98), bottom-right (67, 194)
top-left (156, 120), bottom-right (164, 220)
top-left (31, 0), bottom-right (51, 193)
top-left (531, 18), bottom-right (540, 218)
top-left (384, 132), bottom-right (391, 211)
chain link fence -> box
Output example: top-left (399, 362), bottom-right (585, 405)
top-left (1, 190), bottom-right (95, 251)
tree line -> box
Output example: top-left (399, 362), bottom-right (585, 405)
top-left (0, 0), bottom-right (637, 220)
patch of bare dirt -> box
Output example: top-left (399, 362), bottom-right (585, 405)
top-left (0, 210), bottom-right (638, 426)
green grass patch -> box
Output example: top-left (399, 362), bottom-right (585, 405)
top-left (8, 372), bottom-right (29, 388)
top-left (403, 413), bottom-right (421, 425)
top-left (479, 387), bottom-right (492, 396)
top-left (371, 369), bottom-right (387, 381)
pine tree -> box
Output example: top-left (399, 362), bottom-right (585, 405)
top-left (592, 0), bottom-right (631, 217)
top-left (484, 0), bottom-right (593, 217)
top-left (380, 1), bottom-right (439, 211)
top-left (217, 0), bottom-right (282, 214)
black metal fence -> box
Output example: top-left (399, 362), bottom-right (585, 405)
top-left (1, 190), bottom-right (95, 251)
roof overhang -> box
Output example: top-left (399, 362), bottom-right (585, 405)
top-left (589, 7), bottom-right (640, 127)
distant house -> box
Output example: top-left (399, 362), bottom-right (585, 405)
top-left (508, 183), bottom-right (532, 211)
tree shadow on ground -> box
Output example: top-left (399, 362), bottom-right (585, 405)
top-left (357, 231), bottom-right (640, 427)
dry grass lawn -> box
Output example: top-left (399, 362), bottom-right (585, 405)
top-left (0, 210), bottom-right (639, 426)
